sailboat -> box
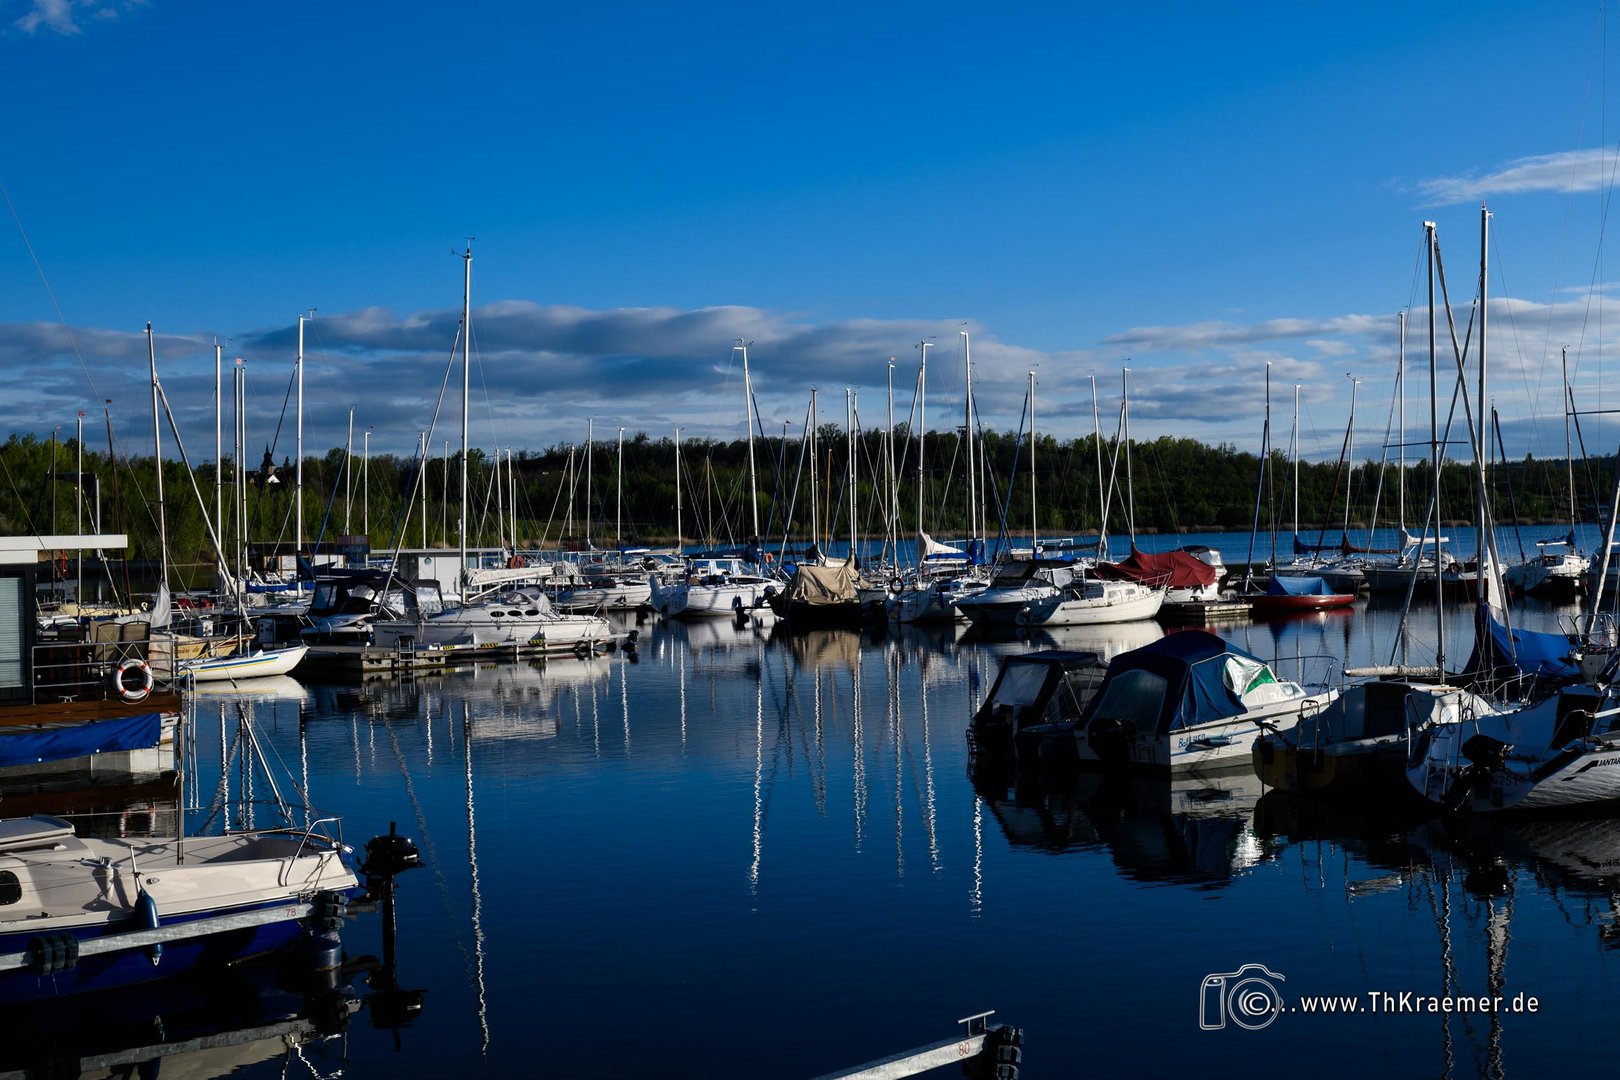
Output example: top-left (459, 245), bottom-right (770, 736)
top-left (370, 246), bottom-right (613, 653)
top-left (649, 342), bottom-right (779, 619)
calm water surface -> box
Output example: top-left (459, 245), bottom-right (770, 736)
top-left (53, 570), bottom-right (1620, 1078)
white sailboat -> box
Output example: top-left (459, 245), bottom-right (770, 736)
top-left (371, 246), bottom-right (612, 652)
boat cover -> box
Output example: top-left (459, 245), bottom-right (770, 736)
top-left (1265, 574), bottom-right (1340, 597)
top-left (1093, 547), bottom-right (1217, 590)
top-left (0, 712), bottom-right (162, 768)
top-left (1089, 630), bottom-right (1274, 736)
top-left (786, 563), bottom-right (861, 607)
top-left (1461, 615), bottom-right (1578, 683)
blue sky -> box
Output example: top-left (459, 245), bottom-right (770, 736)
top-left (5, 1), bottom-right (1620, 468)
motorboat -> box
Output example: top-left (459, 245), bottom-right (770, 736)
top-left (371, 583), bottom-right (612, 653)
top-left (1253, 680), bottom-right (1495, 797)
top-left (953, 559), bottom-right (1077, 629)
top-left (766, 562), bottom-right (867, 630)
top-left (1241, 573), bottom-right (1356, 616)
top-left (1014, 576), bottom-right (1165, 628)
top-left (648, 556), bottom-right (777, 619)
top-left (967, 648), bottom-right (1110, 767)
top-left (1503, 532), bottom-right (1588, 598)
top-left (1075, 630), bottom-right (1340, 773)
top-left (0, 814), bottom-right (359, 1002)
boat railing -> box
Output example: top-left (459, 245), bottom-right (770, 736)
top-left (1266, 651), bottom-right (1341, 692)
top-left (29, 629), bottom-right (182, 706)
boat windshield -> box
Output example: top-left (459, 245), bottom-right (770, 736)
top-left (1090, 669), bottom-right (1169, 732)
top-left (987, 663), bottom-right (1052, 710)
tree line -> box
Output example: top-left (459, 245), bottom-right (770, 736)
top-left (0, 428), bottom-right (1605, 585)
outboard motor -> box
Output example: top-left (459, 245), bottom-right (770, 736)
top-left (361, 821), bottom-right (424, 900)
top-left (1441, 734), bottom-right (1513, 813)
top-left (1086, 718), bottom-right (1138, 768)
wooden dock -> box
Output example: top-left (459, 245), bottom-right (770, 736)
top-left (303, 632), bottom-right (632, 678)
top-left (1158, 598), bottom-right (1253, 625)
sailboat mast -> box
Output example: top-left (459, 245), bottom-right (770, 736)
top-left (617, 427), bottom-right (625, 551)
top-left (1029, 370), bottom-right (1038, 556)
top-left (1345, 374), bottom-right (1361, 543)
top-left (810, 387), bottom-right (820, 551)
top-left (740, 342), bottom-right (760, 543)
top-left (1427, 220), bottom-right (1444, 669)
top-left (916, 341), bottom-right (931, 571)
top-left (459, 245), bottom-right (472, 583)
top-left (586, 419), bottom-right (594, 547)
top-left (847, 389), bottom-right (857, 565)
top-left (1092, 373), bottom-right (1106, 559)
top-left (1563, 346), bottom-right (1575, 530)
top-left (296, 314), bottom-right (305, 560)
top-left (214, 342), bottom-right (225, 589)
top-left (147, 324), bottom-right (169, 591)
top-left (962, 330), bottom-right (977, 546)
top-left (886, 358), bottom-right (897, 563)
top-left (1398, 310), bottom-right (1407, 536)
top-left (1123, 366), bottom-right (1136, 545)
top-left (1290, 383), bottom-right (1300, 550)
top-left (1477, 203), bottom-right (1493, 633)
top-left (673, 428), bottom-right (683, 553)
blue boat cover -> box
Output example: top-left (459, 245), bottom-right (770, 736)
top-left (1462, 616), bottom-right (1578, 682)
top-left (0, 712), bottom-right (162, 768)
top-left (1266, 574), bottom-right (1339, 596)
top-left (1090, 630), bottom-right (1273, 735)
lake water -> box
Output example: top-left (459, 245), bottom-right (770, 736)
top-left (23, 546), bottom-right (1620, 1078)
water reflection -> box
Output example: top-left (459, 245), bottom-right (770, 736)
top-left (972, 767), bottom-right (1270, 887)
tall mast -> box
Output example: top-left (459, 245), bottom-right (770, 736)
top-left (673, 428), bottom-right (683, 553)
top-left (1344, 374), bottom-right (1361, 544)
top-left (1563, 346), bottom-right (1576, 531)
top-left (962, 330), bottom-right (977, 546)
top-left (1029, 370), bottom-right (1038, 556)
top-left (459, 244), bottom-right (472, 582)
top-left (296, 313), bottom-right (305, 559)
top-left (509, 449), bottom-right (517, 554)
top-left (915, 340), bottom-right (931, 571)
top-left (215, 341), bottom-right (225, 586)
top-left (1427, 220), bottom-right (1444, 670)
top-left (1398, 310), bottom-right (1407, 535)
top-left (586, 419), bottom-right (594, 547)
top-left (344, 406), bottom-right (353, 535)
top-left (1091, 373), bottom-right (1105, 559)
top-left (147, 323), bottom-right (169, 591)
top-left (617, 427), bottom-right (625, 551)
top-left (421, 431), bottom-right (430, 548)
top-left (1477, 203), bottom-right (1493, 634)
top-left (810, 388), bottom-right (820, 551)
top-left (1123, 366), bottom-right (1136, 545)
top-left (886, 358), bottom-right (897, 562)
top-left (75, 410), bottom-right (83, 596)
top-left (847, 388), bottom-right (858, 565)
top-left (739, 342), bottom-right (761, 543)
top-left (1291, 382), bottom-right (1300, 546)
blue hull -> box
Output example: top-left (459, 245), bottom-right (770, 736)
top-left (0, 899), bottom-right (330, 1004)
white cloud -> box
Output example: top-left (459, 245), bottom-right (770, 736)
top-left (10, 0), bottom-right (140, 35)
top-left (1415, 148), bottom-right (1619, 206)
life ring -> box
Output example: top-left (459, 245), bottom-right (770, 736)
top-left (507, 555), bottom-right (526, 569)
top-left (888, 577), bottom-right (905, 595)
top-left (114, 658), bottom-right (154, 703)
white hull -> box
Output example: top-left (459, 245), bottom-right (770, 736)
top-left (1075, 697), bottom-right (1329, 773)
top-left (556, 580), bottom-right (652, 612)
top-left (182, 644), bottom-right (308, 683)
top-left (1015, 582), bottom-right (1164, 628)
top-left (650, 578), bottom-right (773, 618)
top-left (1407, 691), bottom-right (1620, 811)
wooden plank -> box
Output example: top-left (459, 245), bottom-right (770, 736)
top-left (0, 692), bottom-right (181, 729)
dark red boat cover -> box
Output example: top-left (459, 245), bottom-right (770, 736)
top-left (1092, 547), bottom-right (1217, 589)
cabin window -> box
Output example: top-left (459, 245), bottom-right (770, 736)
top-left (0, 574), bottom-right (23, 702)
top-left (0, 870), bottom-right (19, 905)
